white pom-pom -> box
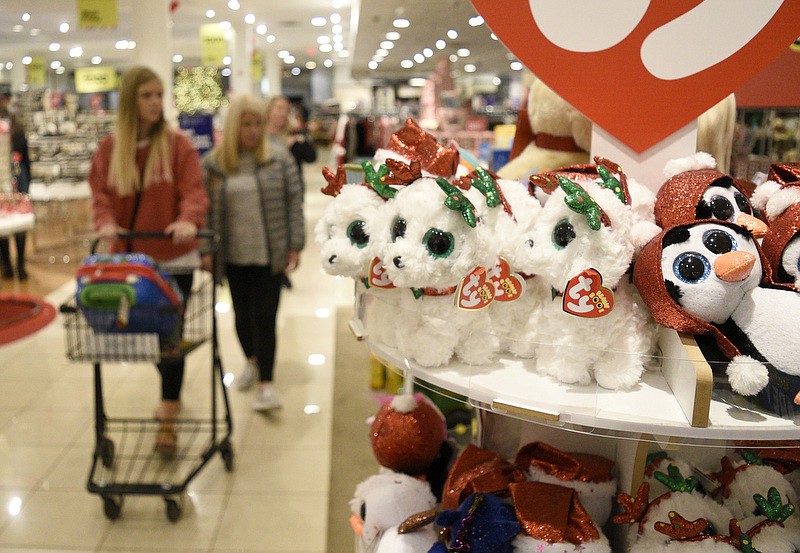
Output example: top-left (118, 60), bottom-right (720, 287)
top-left (750, 179), bottom-right (782, 215)
top-left (390, 394), bottom-right (419, 414)
top-left (726, 355), bottom-right (769, 396)
top-left (663, 152), bottom-right (717, 180)
top-left (630, 220), bottom-right (662, 254)
top-left (766, 186), bottom-right (800, 221)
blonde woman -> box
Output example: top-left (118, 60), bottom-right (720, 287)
top-left (88, 65), bottom-right (209, 454)
top-left (203, 93), bottom-right (304, 411)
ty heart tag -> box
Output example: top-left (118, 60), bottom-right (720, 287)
top-left (456, 266), bottom-right (495, 311)
top-left (487, 258), bottom-right (525, 302)
top-left (562, 268), bottom-right (614, 318)
top-left (369, 257), bottom-right (395, 289)
top-left (471, 0), bottom-right (800, 152)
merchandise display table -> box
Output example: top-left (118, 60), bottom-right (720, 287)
top-left (28, 180), bottom-right (92, 258)
top-left (0, 212), bottom-right (35, 236)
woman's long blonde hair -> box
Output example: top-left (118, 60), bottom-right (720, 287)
top-left (217, 93), bottom-right (268, 175)
top-left (109, 66), bottom-right (172, 196)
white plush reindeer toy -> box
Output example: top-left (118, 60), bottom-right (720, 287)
top-left (525, 158), bottom-right (660, 390)
top-left (376, 171), bottom-right (505, 368)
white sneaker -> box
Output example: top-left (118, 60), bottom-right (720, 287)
top-left (236, 361), bottom-right (257, 391)
top-left (252, 386), bottom-right (282, 411)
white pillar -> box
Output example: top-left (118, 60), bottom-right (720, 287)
top-left (229, 22), bottom-right (253, 96)
top-left (10, 58), bottom-right (25, 92)
top-left (131, 0), bottom-right (174, 121)
top-left (265, 53), bottom-right (281, 97)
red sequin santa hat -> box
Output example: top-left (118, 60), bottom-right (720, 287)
top-left (383, 119), bottom-right (460, 178)
top-left (370, 393), bottom-right (447, 476)
top-left (655, 153), bottom-right (765, 237)
top-left (761, 199), bottom-right (800, 284)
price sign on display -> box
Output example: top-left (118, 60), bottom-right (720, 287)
top-left (470, 0), bottom-right (800, 152)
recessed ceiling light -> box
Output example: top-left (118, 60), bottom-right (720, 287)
top-left (330, 13), bottom-right (341, 24)
top-left (333, 42), bottom-right (344, 51)
top-left (464, 64), bottom-right (476, 73)
top-left (490, 33), bottom-right (498, 41)
top-left (172, 54), bottom-right (183, 63)
top-left (372, 55), bottom-right (384, 62)
top-left (6, 62), bottom-right (13, 70)
top-left (376, 48), bottom-right (389, 57)
top-left (21, 56), bottom-right (32, 65)
top-left (317, 35), bottom-right (331, 44)
top-left (60, 22), bottom-right (70, 32)
top-left (393, 18), bottom-right (410, 28)
top-left (338, 50), bottom-right (349, 58)
top-left (21, 13), bottom-right (30, 22)
top-left (311, 16), bottom-right (327, 26)
top-left (69, 46), bottom-right (83, 58)
top-left (423, 48), bottom-right (433, 57)
top-left (266, 35), bottom-right (276, 43)
top-left (332, 24), bottom-right (342, 34)
top-left (284, 55), bottom-right (295, 64)
top-left (256, 24), bottom-right (267, 35)
top-left (510, 61), bottom-right (523, 71)
top-left (414, 53), bottom-right (424, 63)
top-left (368, 60), bottom-right (378, 70)
top-left (332, 0), bottom-right (343, 8)
top-left (449, 54), bottom-right (458, 62)
top-left (50, 60), bottom-right (61, 69)
top-left (29, 28), bottom-right (41, 36)
top-left (223, 56), bottom-right (232, 65)
top-left (115, 40), bottom-right (129, 49)
top-left (400, 59), bottom-right (413, 68)
top-left (219, 21), bottom-right (231, 30)
top-left (436, 39), bottom-right (446, 50)
top-left (469, 15), bottom-right (484, 26)
top-left (12, 25), bottom-right (23, 33)
top-left (48, 43), bottom-right (61, 52)
top-left (244, 13), bottom-right (255, 24)
top-left (333, 34), bottom-right (343, 43)
top-left (380, 41), bottom-right (393, 49)
top-left (306, 61), bottom-right (317, 69)
top-left (409, 78), bottom-right (427, 87)
top-left (227, 0), bottom-right (240, 10)
top-left (323, 58), bottom-right (333, 67)
top-left (127, 41), bottom-right (136, 49)
top-left (56, 66), bottom-right (66, 75)
top-left (206, 9), bottom-right (215, 18)
top-left (277, 50), bottom-right (289, 58)
top-left (319, 44), bottom-right (332, 52)
top-left (457, 48), bottom-right (470, 57)
top-left (492, 77), bottom-right (502, 86)
top-left (91, 56), bottom-right (102, 65)
top-left (221, 68), bottom-right (232, 77)
top-left (291, 67), bottom-right (301, 76)
top-left (386, 31), bottom-right (400, 40)
top-left (447, 29), bottom-right (458, 39)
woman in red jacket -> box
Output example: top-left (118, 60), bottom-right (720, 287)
top-left (88, 66), bottom-right (209, 455)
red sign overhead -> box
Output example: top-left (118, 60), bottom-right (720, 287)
top-left (470, 0), bottom-right (800, 152)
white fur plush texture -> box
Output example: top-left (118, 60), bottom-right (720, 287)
top-left (525, 466), bottom-right (616, 527)
top-left (349, 469), bottom-right (437, 552)
top-left (643, 457), bottom-right (699, 499)
top-left (766, 186), bottom-right (800, 221)
top-left (725, 355), bottom-right (770, 396)
top-left (750, 179), bottom-right (782, 216)
top-left (522, 178), bottom-right (658, 389)
top-left (497, 79), bottom-right (591, 182)
top-left (632, 490), bottom-right (735, 548)
top-left (663, 152), bottom-right (717, 180)
top-left (513, 529), bottom-right (611, 553)
top-left (376, 178), bottom-right (501, 367)
top-left (740, 514), bottom-right (798, 553)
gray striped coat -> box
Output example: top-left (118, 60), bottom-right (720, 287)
top-left (202, 143), bottom-right (305, 280)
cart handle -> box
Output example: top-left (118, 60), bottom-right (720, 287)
top-left (90, 230), bottom-right (219, 255)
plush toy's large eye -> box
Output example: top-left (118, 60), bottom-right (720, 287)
top-left (391, 218), bottom-right (406, 242)
top-left (702, 228), bottom-right (736, 254)
top-left (673, 252), bottom-right (711, 283)
top-left (423, 228), bottom-right (454, 258)
top-left (552, 218), bottom-right (576, 250)
top-left (734, 191), bottom-right (752, 215)
top-left (346, 220), bottom-right (369, 248)
top-left (526, 239), bottom-right (534, 249)
top-left (708, 195), bottom-right (734, 221)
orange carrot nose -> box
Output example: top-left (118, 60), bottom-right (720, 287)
top-left (350, 514), bottom-right (364, 537)
top-left (714, 251), bottom-right (756, 282)
top-left (735, 213), bottom-right (769, 238)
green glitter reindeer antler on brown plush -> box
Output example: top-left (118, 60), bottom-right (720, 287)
top-left (653, 464), bottom-right (699, 494)
top-left (436, 177), bottom-right (478, 228)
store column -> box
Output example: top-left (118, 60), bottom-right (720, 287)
top-left (229, 22), bottom-right (254, 96)
top-left (131, 0), bottom-right (174, 121)
top-left (264, 53), bottom-right (281, 97)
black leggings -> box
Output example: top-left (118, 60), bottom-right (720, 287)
top-left (226, 264), bottom-right (283, 383)
top-left (157, 272), bottom-right (194, 401)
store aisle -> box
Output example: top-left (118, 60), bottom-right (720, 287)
top-left (0, 154), bottom-right (355, 552)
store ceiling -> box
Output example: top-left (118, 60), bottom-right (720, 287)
top-left (0, 0), bottom-right (520, 85)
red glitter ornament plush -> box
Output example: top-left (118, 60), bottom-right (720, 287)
top-left (370, 393), bottom-right (447, 476)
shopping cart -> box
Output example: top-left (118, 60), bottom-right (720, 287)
top-left (60, 231), bottom-right (233, 522)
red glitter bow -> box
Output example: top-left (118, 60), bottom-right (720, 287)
top-left (440, 444), bottom-right (525, 511)
top-left (510, 481), bottom-right (599, 544)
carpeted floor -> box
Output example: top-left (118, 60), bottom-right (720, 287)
top-left (326, 307), bottom-right (382, 553)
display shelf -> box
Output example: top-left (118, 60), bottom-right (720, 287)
top-left (367, 331), bottom-right (799, 444)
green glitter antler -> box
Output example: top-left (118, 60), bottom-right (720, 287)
top-left (653, 464), bottom-right (698, 494)
top-left (437, 177), bottom-right (477, 228)
top-left (753, 487), bottom-right (795, 523)
top-left (596, 164), bottom-right (626, 204)
top-left (557, 176), bottom-right (609, 231)
top-left (470, 168), bottom-right (501, 208)
top-left (739, 450), bottom-right (765, 466)
top-left (362, 160), bottom-right (396, 199)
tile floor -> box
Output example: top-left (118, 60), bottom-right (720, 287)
top-left (0, 167), bottom-right (356, 552)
